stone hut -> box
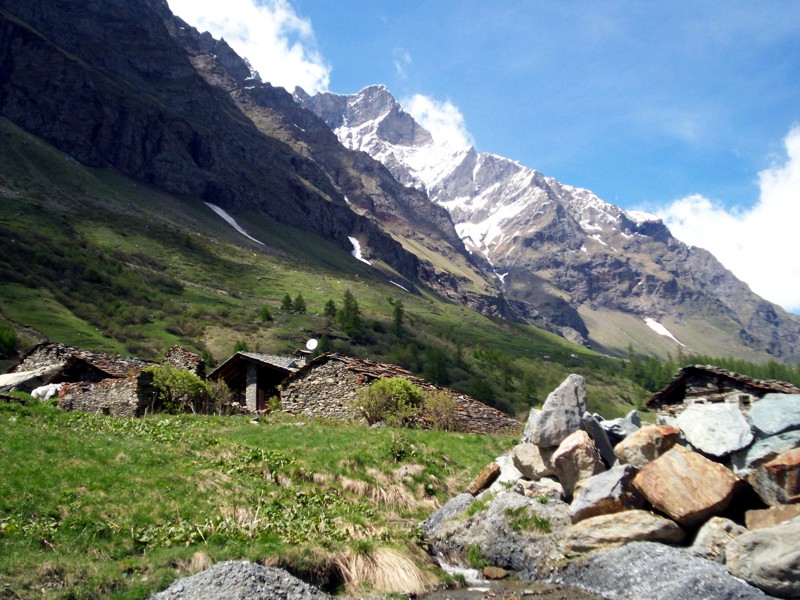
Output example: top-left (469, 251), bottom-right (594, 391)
top-left (281, 353), bottom-right (520, 435)
top-left (208, 352), bottom-right (300, 412)
top-left (647, 364), bottom-right (800, 417)
top-left (58, 371), bottom-right (158, 417)
top-left (1, 341), bottom-right (153, 393)
top-left (162, 345), bottom-right (206, 378)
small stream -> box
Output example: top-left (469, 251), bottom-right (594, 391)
top-left (420, 561), bottom-right (602, 600)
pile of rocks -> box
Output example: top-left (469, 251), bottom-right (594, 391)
top-left (422, 374), bottom-right (800, 599)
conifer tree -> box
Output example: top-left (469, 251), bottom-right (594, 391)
top-left (293, 292), bottom-right (307, 314)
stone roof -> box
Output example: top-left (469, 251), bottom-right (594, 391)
top-left (285, 353), bottom-right (520, 435)
top-left (208, 352), bottom-right (300, 383)
top-left (8, 341), bottom-right (153, 379)
top-left (647, 364), bottom-right (800, 408)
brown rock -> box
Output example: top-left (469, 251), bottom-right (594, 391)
top-left (552, 430), bottom-right (605, 501)
top-left (564, 509), bottom-right (685, 557)
top-left (613, 425), bottom-right (681, 469)
top-left (747, 447), bottom-right (800, 506)
top-left (467, 462), bottom-right (501, 496)
top-left (482, 566), bottom-right (509, 580)
top-left (632, 445), bottom-right (739, 528)
top-left (512, 442), bottom-right (556, 480)
top-left (745, 504), bottom-right (800, 530)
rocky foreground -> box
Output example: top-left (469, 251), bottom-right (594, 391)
top-left (423, 374), bottom-right (800, 599)
top-left (150, 374), bottom-right (799, 598)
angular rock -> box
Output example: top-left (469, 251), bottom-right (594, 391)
top-left (521, 407), bottom-right (541, 444)
top-left (487, 455), bottom-right (523, 494)
top-left (747, 447), bottom-right (800, 506)
top-left (533, 374), bottom-right (587, 448)
top-left (730, 429), bottom-right (800, 476)
top-left (677, 402), bottom-right (753, 458)
top-left (746, 504), bottom-right (800, 530)
top-left (633, 445), bottom-right (739, 528)
top-left (421, 493), bottom-right (474, 538)
top-left (564, 510), bottom-right (685, 557)
top-left (613, 424), bottom-right (680, 469)
top-left (552, 430), bottom-right (605, 501)
top-left (599, 409), bottom-right (641, 445)
top-left (512, 443), bottom-right (555, 480)
top-left (689, 516), bottom-right (746, 563)
top-left (582, 412), bottom-right (616, 467)
top-left (552, 541), bottom-right (772, 599)
top-left (467, 462), bottom-right (501, 496)
top-left (150, 560), bottom-right (332, 599)
top-left (749, 393), bottom-right (800, 437)
top-left (726, 517), bottom-right (800, 598)
top-left (569, 464), bottom-right (645, 523)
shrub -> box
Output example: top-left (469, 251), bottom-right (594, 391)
top-left (0, 323), bottom-right (18, 357)
top-left (355, 377), bottom-right (424, 427)
top-left (144, 364), bottom-right (209, 413)
top-left (421, 390), bottom-right (459, 431)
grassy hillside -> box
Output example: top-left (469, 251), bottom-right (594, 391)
top-left (0, 117), bottom-right (649, 419)
top-left (0, 397), bottom-right (513, 598)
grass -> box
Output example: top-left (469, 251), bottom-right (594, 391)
top-left (0, 399), bottom-right (513, 598)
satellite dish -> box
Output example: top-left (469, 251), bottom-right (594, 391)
top-left (306, 338), bottom-right (318, 351)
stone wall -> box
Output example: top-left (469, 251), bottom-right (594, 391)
top-left (58, 372), bottom-right (157, 417)
top-left (281, 360), bottom-right (361, 421)
top-left (163, 346), bottom-right (206, 378)
top-left (281, 357), bottom-right (521, 435)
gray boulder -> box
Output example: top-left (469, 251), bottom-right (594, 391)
top-left (533, 374), bottom-right (587, 448)
top-left (423, 488), bottom-right (571, 578)
top-left (677, 402), bottom-right (753, 457)
top-left (420, 493), bottom-right (474, 538)
top-left (551, 541), bottom-right (771, 599)
top-left (689, 516), bottom-right (746, 563)
top-left (569, 464), bottom-right (645, 523)
top-left (149, 561), bottom-right (331, 599)
top-left (521, 407), bottom-right (541, 444)
top-left (599, 409), bottom-right (641, 444)
top-left (749, 393), bottom-right (800, 437)
top-left (730, 429), bottom-right (800, 476)
top-left (582, 412), bottom-right (617, 467)
top-left (726, 517), bottom-right (800, 598)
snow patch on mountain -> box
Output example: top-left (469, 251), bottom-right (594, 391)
top-left (644, 317), bottom-right (685, 347)
top-left (348, 236), bottom-right (371, 265)
top-left (204, 202), bottom-right (265, 245)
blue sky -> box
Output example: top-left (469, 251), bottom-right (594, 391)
top-left (167, 0), bottom-right (800, 312)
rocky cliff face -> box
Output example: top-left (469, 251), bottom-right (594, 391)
top-left (298, 86), bottom-right (800, 362)
top-left (0, 0), bottom-right (494, 303)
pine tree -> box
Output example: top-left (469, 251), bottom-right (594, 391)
top-left (324, 299), bottom-right (337, 319)
top-left (293, 292), bottom-right (307, 314)
top-left (391, 298), bottom-right (404, 337)
top-left (339, 290), bottom-right (362, 336)
top-left (280, 293), bottom-right (293, 312)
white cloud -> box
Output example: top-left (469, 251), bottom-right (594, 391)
top-left (166, 0), bottom-right (330, 93)
top-left (393, 48), bottom-right (412, 79)
top-left (403, 94), bottom-right (474, 149)
top-left (657, 124), bottom-right (800, 312)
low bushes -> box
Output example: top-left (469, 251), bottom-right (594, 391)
top-left (355, 377), bottom-right (460, 431)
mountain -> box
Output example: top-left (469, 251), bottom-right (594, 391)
top-left (0, 0), bottom-right (509, 314)
top-left (297, 85), bottom-right (800, 363)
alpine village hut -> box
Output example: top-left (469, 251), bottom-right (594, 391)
top-left (647, 364), bottom-right (800, 417)
top-left (208, 352), bottom-right (301, 412)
